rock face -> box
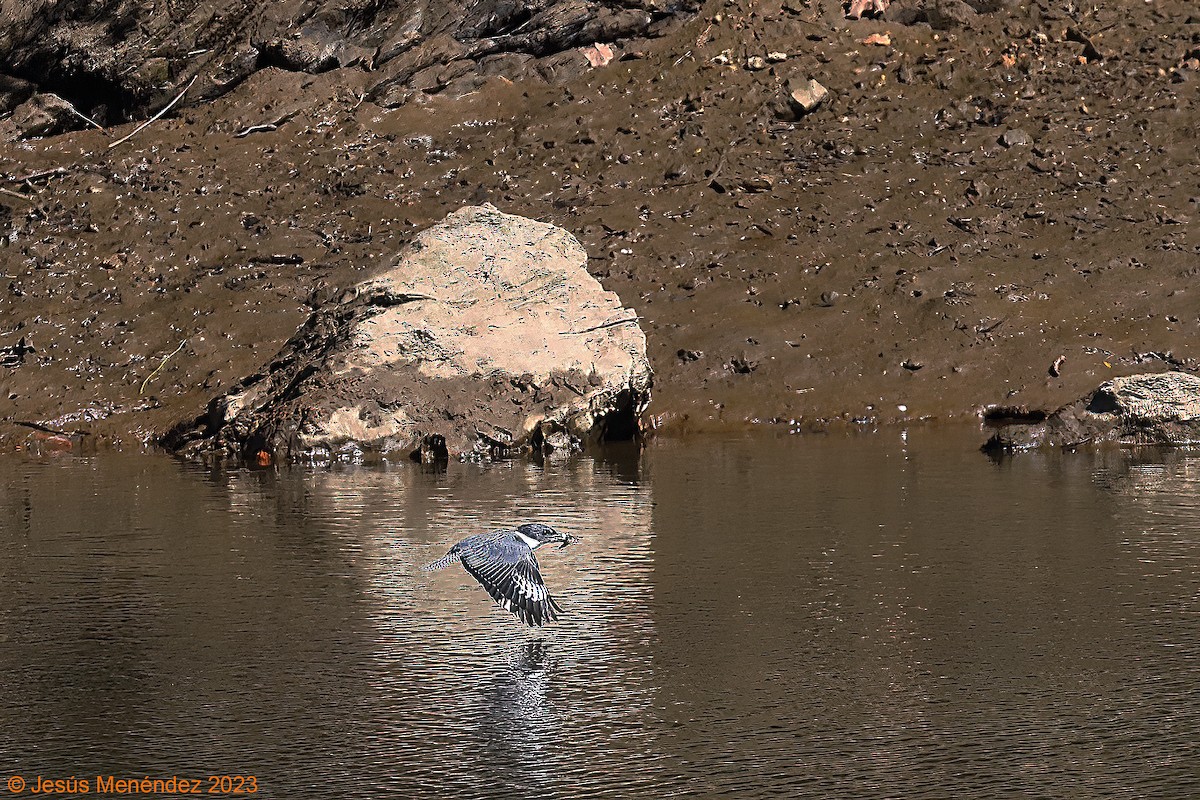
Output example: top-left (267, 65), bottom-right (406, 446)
top-left (166, 205), bottom-right (652, 462)
top-left (983, 372), bottom-right (1200, 452)
top-left (0, 0), bottom-right (690, 134)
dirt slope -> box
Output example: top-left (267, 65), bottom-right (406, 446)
top-left (0, 0), bottom-right (1197, 450)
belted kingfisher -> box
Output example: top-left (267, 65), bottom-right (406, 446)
top-left (422, 523), bottom-right (580, 627)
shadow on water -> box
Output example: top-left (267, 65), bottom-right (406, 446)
top-left (0, 429), bottom-right (1197, 797)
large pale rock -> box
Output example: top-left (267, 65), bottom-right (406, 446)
top-left (168, 205), bottom-right (651, 462)
top-left (983, 372), bottom-right (1200, 452)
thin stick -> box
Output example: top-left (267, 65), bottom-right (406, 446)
top-left (234, 123), bottom-right (278, 138)
top-left (0, 187), bottom-right (33, 201)
top-left (9, 167), bottom-right (70, 183)
top-left (560, 316), bottom-right (640, 335)
top-left (234, 110), bottom-right (298, 139)
top-left (108, 76), bottom-right (198, 150)
top-left (139, 339), bottom-right (188, 395)
top-left (15, 420), bottom-right (90, 437)
top-left (64, 103), bottom-right (105, 132)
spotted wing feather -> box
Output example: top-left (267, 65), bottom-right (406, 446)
top-left (458, 536), bottom-right (564, 627)
top-left (421, 530), bottom-right (504, 572)
top-left (421, 551), bottom-right (461, 571)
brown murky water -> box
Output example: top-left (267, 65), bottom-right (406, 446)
top-left (1, 429), bottom-right (1198, 798)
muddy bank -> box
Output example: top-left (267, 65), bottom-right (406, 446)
top-left (1, 0), bottom-right (1197, 451)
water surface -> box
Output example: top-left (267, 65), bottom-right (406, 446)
top-left (1, 429), bottom-right (1197, 798)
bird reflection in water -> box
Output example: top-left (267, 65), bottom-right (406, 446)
top-left (477, 639), bottom-right (561, 792)
top-left (487, 639), bottom-right (553, 720)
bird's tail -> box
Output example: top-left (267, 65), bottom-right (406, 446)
top-left (421, 552), bottom-right (461, 572)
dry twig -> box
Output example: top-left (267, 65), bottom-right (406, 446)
top-left (139, 339), bottom-right (188, 395)
top-left (108, 76), bottom-right (198, 150)
top-left (64, 103), bottom-right (106, 132)
top-left (8, 166), bottom-right (71, 183)
top-left (0, 187), bottom-right (34, 202)
top-left (234, 110), bottom-right (299, 138)
top-left (560, 316), bottom-right (640, 335)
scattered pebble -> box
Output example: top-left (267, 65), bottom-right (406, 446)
top-left (664, 163), bottom-right (688, 180)
top-left (1000, 128), bottom-right (1031, 148)
top-left (1049, 355), bottom-right (1066, 377)
top-left (778, 78), bottom-right (828, 119)
top-left (741, 176), bottom-right (774, 192)
top-left (746, 56), bottom-right (768, 71)
top-left (730, 356), bottom-right (758, 374)
top-left (846, 0), bottom-right (889, 20)
top-left (581, 43), bottom-right (614, 68)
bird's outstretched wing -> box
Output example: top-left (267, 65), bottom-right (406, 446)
top-left (458, 538), bottom-right (564, 627)
top-left (421, 531), bottom-right (496, 572)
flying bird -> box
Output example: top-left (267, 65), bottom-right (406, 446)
top-left (422, 523), bottom-right (580, 626)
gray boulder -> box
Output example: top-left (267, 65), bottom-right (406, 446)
top-left (167, 205), bottom-right (652, 463)
top-left (983, 372), bottom-right (1200, 452)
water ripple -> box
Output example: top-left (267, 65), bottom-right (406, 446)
top-left (1, 436), bottom-right (1198, 797)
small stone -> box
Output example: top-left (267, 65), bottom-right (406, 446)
top-left (413, 433), bottom-right (449, 464)
top-left (1, 92), bottom-right (78, 139)
top-left (965, 179), bottom-right (989, 198)
top-left (664, 163), bottom-right (687, 180)
top-left (846, 0), bottom-right (889, 19)
top-left (1000, 128), bottom-right (1031, 148)
top-left (818, 290), bottom-right (839, 307)
top-left (745, 56), bottom-right (768, 71)
top-left (902, 359), bottom-right (924, 371)
top-left (741, 176), bottom-right (775, 192)
top-left (766, 52), bottom-right (788, 62)
top-left (0, 336), bottom-right (36, 367)
top-left (730, 356), bottom-right (758, 374)
top-left (581, 43), bottom-right (615, 68)
top-left (787, 78), bottom-right (828, 114)
top-left (677, 349), bottom-right (704, 362)
top-left (1049, 355), bottom-right (1066, 377)
top-left (539, 429), bottom-right (574, 454)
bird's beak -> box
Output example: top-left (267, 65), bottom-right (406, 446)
top-left (560, 534), bottom-right (580, 548)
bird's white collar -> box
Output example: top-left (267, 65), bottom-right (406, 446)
top-left (514, 531), bottom-right (544, 550)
